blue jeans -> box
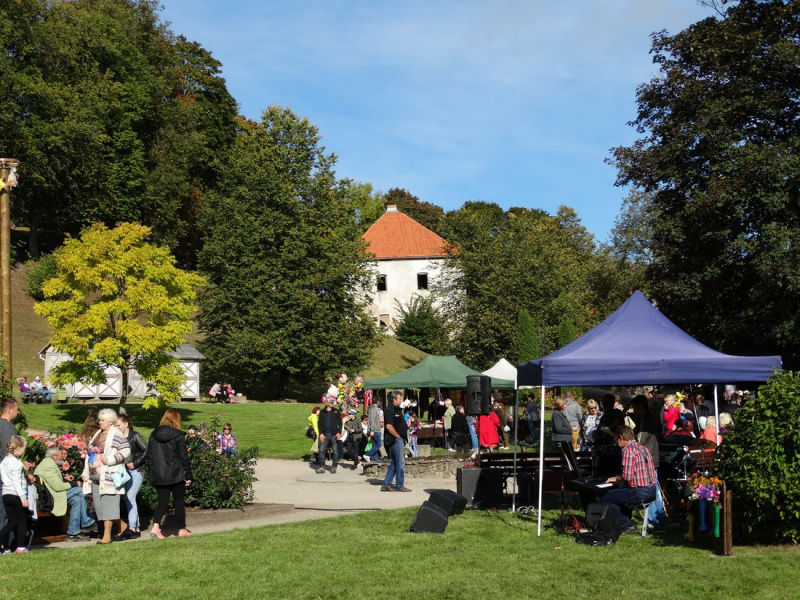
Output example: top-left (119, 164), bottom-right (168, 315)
top-left (366, 432), bottom-right (381, 461)
top-left (123, 469), bottom-right (144, 529)
top-left (382, 436), bottom-right (405, 490)
top-left (317, 433), bottom-right (339, 467)
top-left (601, 484), bottom-right (656, 528)
top-left (468, 421), bottom-right (478, 451)
top-left (408, 436), bottom-right (418, 457)
top-left (223, 448), bottom-right (240, 458)
top-left (66, 486), bottom-right (95, 535)
top-left (527, 420), bottom-right (539, 444)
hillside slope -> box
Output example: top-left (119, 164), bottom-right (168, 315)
top-left (7, 263), bottom-right (427, 399)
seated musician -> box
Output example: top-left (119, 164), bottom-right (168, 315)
top-left (601, 425), bottom-right (657, 535)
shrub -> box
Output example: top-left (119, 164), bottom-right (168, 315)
top-left (138, 417), bottom-right (258, 513)
top-left (715, 370), bottom-right (800, 543)
top-left (25, 253), bottom-right (58, 300)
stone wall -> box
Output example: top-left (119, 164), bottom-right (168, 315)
top-left (362, 455), bottom-right (472, 479)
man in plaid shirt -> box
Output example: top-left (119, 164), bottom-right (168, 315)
top-left (601, 425), bottom-right (657, 535)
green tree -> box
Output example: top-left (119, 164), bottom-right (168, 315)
top-left (0, 0), bottom-right (236, 261)
top-left (394, 295), bottom-right (448, 355)
top-left (715, 370), bottom-right (800, 543)
top-left (341, 180), bottom-right (386, 231)
top-left (384, 188), bottom-right (444, 234)
top-left (516, 309), bottom-right (539, 363)
top-left (610, 0), bottom-right (800, 368)
top-left (436, 203), bottom-right (597, 369)
top-left (33, 222), bottom-right (205, 409)
top-left (557, 318), bottom-right (576, 349)
top-left (197, 105), bottom-right (379, 398)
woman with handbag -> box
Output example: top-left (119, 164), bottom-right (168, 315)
top-left (147, 408), bottom-right (193, 539)
top-left (115, 414), bottom-right (147, 540)
top-left (82, 408), bottom-right (131, 545)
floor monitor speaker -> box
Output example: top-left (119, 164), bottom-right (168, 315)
top-left (585, 502), bottom-right (622, 541)
top-left (410, 501), bottom-right (449, 533)
top-left (428, 489), bottom-right (467, 516)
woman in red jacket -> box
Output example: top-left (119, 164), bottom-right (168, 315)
top-left (478, 410), bottom-right (500, 451)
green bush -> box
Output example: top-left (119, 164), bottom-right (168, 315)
top-left (715, 370), bottom-right (800, 543)
top-left (25, 253), bottom-right (58, 300)
top-left (138, 423), bottom-right (258, 513)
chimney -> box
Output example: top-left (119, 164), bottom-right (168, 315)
top-left (386, 205), bottom-right (398, 212)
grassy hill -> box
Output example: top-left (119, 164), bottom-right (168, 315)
top-left (8, 262), bottom-right (427, 401)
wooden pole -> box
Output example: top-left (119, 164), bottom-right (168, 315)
top-left (0, 158), bottom-right (18, 379)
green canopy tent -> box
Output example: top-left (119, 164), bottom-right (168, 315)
top-left (363, 354), bottom-right (515, 389)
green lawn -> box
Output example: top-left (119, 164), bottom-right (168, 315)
top-left (0, 507), bottom-right (798, 599)
top-left (19, 402), bottom-right (316, 459)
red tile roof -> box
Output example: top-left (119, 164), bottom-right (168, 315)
top-left (362, 206), bottom-right (451, 259)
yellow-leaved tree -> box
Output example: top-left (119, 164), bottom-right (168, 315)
top-left (34, 222), bottom-right (205, 409)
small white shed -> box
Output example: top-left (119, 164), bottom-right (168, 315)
top-left (38, 343), bottom-right (205, 400)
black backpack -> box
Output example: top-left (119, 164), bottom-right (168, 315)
top-left (33, 475), bottom-right (55, 513)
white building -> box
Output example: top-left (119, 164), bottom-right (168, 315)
top-left (38, 343), bottom-right (205, 400)
top-left (362, 205), bottom-right (451, 333)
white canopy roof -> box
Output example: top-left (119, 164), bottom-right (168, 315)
top-left (482, 358), bottom-right (517, 386)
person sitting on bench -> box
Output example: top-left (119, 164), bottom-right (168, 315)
top-left (600, 425), bottom-right (657, 536)
top-left (30, 376), bottom-right (54, 403)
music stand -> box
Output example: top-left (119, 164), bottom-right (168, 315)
top-left (555, 441), bottom-right (581, 534)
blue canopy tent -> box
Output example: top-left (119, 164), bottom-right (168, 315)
top-left (516, 291), bottom-right (781, 535)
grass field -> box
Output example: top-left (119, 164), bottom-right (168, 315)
top-left (20, 402), bottom-right (318, 459)
top-left (0, 505), bottom-right (798, 599)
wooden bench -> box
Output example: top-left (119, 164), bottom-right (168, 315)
top-left (34, 510), bottom-right (68, 543)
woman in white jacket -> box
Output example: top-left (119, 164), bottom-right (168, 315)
top-left (0, 435), bottom-right (29, 553)
top-left (82, 408), bottom-right (131, 545)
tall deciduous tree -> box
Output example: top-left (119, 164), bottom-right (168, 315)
top-left (394, 295), bottom-right (448, 355)
top-left (34, 223), bottom-right (205, 408)
top-left (0, 0), bottom-right (237, 262)
top-left (436, 202), bottom-right (597, 369)
top-left (198, 106), bottom-right (379, 398)
top-left (610, 0), bottom-right (800, 368)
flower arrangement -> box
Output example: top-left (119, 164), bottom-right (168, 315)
top-left (690, 472), bottom-right (722, 504)
top-left (24, 432), bottom-right (87, 478)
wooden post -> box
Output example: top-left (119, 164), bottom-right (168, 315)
top-left (713, 481), bottom-right (733, 556)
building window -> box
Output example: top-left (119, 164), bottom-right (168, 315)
top-left (379, 314), bottom-right (391, 328)
top-left (377, 274), bottom-right (387, 292)
top-left (417, 272), bottom-right (428, 290)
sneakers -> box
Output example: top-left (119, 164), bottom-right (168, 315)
top-left (66, 533), bottom-right (90, 543)
top-left (81, 522), bottom-right (98, 535)
top-left (331, 466), bottom-right (337, 474)
top-left (150, 528), bottom-right (166, 540)
top-left (316, 467), bottom-right (325, 474)
top-left (621, 523), bottom-right (639, 535)
top-left (362, 455), bottom-right (371, 462)
top-left (353, 462), bottom-right (360, 470)
top-left (14, 548), bottom-right (29, 553)
top-left (178, 529), bottom-right (193, 537)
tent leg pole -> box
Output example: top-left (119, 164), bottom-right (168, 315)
top-left (537, 385), bottom-right (545, 537)
top-left (512, 387), bottom-right (518, 512)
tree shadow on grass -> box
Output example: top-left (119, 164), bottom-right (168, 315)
top-left (46, 403), bottom-right (210, 433)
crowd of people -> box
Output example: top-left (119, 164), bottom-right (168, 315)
top-left (0, 397), bottom-right (243, 554)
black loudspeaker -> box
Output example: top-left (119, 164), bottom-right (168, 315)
top-left (457, 467), bottom-right (503, 508)
top-left (585, 503), bottom-right (622, 540)
top-left (410, 501), bottom-right (449, 533)
top-left (466, 375), bottom-right (492, 416)
top-left (428, 489), bottom-right (467, 516)
top-left (480, 376), bottom-right (492, 414)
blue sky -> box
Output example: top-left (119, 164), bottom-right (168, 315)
top-left (159, 1), bottom-right (714, 243)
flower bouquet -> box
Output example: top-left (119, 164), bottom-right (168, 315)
top-left (689, 472), bottom-right (723, 537)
